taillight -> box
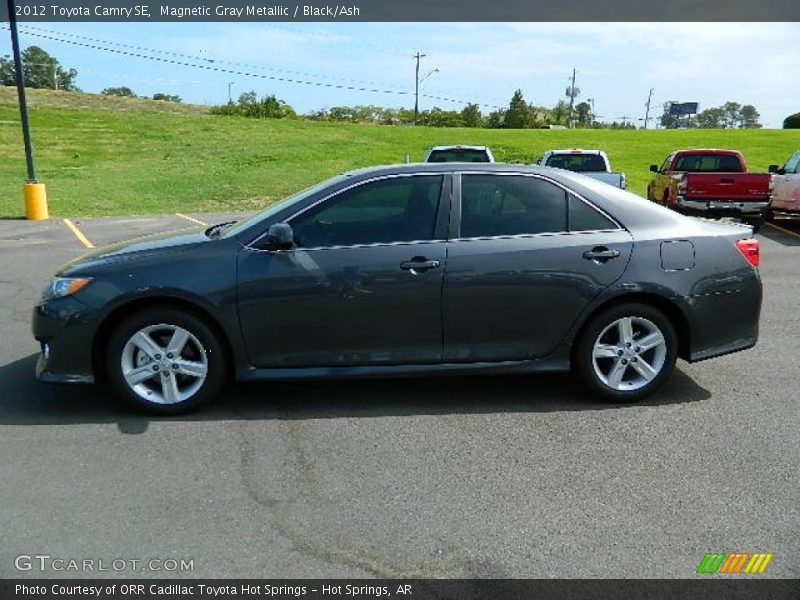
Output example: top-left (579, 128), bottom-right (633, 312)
top-left (735, 238), bottom-right (760, 268)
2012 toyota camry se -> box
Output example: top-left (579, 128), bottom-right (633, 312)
top-left (33, 163), bottom-right (762, 414)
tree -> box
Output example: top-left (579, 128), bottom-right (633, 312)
top-left (211, 90), bottom-right (296, 119)
top-left (461, 103), bottom-right (483, 128)
top-left (486, 109), bottom-right (506, 129)
top-left (550, 100), bottom-right (571, 126)
top-left (505, 89), bottom-right (530, 129)
top-left (696, 107), bottom-right (725, 129)
top-left (659, 102), bottom-right (681, 129)
top-left (739, 105), bottom-right (761, 129)
top-left (574, 101), bottom-right (593, 127)
top-left (420, 107), bottom-right (463, 128)
top-left (0, 45), bottom-right (78, 90)
top-left (101, 86), bottom-right (135, 97)
top-left (153, 93), bottom-right (182, 103)
top-left (722, 101), bottom-right (742, 128)
top-left (784, 113), bottom-right (800, 129)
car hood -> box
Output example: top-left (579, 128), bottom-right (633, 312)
top-left (58, 228), bottom-right (211, 275)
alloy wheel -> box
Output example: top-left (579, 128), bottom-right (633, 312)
top-left (120, 323), bottom-right (208, 404)
top-left (591, 316), bottom-right (667, 391)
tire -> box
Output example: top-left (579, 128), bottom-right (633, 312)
top-left (573, 303), bottom-right (678, 403)
top-left (662, 191), bottom-right (670, 207)
top-left (106, 307), bottom-right (228, 414)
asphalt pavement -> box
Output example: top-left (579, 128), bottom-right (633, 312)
top-left (0, 213), bottom-right (798, 579)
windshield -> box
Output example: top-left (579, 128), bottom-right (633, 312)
top-left (427, 149), bottom-right (490, 163)
top-left (221, 175), bottom-right (349, 239)
top-left (545, 153), bottom-right (607, 172)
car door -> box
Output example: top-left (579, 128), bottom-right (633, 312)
top-left (236, 174), bottom-right (450, 368)
top-left (443, 173), bottom-right (633, 362)
top-left (651, 153), bottom-right (675, 202)
top-left (772, 151), bottom-right (800, 210)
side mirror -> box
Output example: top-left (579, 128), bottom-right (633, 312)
top-left (266, 223), bottom-right (294, 250)
top-left (649, 164), bottom-right (658, 173)
top-left (768, 164), bottom-right (784, 175)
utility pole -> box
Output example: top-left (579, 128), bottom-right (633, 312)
top-left (566, 68), bottom-right (578, 129)
top-left (6, 0), bottom-right (48, 219)
top-left (228, 82), bottom-right (234, 103)
top-left (643, 88), bottom-right (654, 129)
top-left (413, 52), bottom-right (427, 126)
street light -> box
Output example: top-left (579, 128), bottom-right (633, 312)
top-left (420, 68), bottom-right (439, 85)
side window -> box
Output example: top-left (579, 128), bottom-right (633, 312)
top-left (568, 195), bottom-right (617, 231)
top-left (290, 175), bottom-right (442, 248)
top-left (660, 155), bottom-right (673, 172)
top-left (460, 175), bottom-right (567, 238)
top-left (784, 152), bottom-right (800, 174)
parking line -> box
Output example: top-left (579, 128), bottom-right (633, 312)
top-left (175, 213), bottom-right (208, 226)
top-left (765, 221), bottom-right (800, 239)
top-left (63, 218), bottom-right (95, 249)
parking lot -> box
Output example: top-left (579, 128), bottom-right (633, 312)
top-left (0, 212), bottom-right (798, 579)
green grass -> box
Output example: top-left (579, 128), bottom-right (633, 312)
top-left (2, 87), bottom-right (799, 217)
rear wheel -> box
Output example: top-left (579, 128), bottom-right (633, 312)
top-left (106, 307), bottom-right (227, 414)
top-left (573, 303), bottom-right (678, 402)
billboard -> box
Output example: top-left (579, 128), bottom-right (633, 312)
top-left (669, 102), bottom-right (699, 116)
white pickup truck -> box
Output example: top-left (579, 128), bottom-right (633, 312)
top-left (536, 149), bottom-right (626, 189)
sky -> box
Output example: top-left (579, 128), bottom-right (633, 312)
top-left (2, 21), bottom-right (799, 128)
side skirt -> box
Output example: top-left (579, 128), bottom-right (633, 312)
top-left (236, 357), bottom-right (571, 382)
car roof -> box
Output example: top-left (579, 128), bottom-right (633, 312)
top-left (427, 145), bottom-right (489, 151)
top-left (342, 162), bottom-right (538, 178)
top-left (545, 149), bottom-right (605, 155)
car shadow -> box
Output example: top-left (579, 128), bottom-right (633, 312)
top-left (0, 353), bottom-right (711, 434)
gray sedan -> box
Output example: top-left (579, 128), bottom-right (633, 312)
top-left (33, 163), bottom-right (762, 413)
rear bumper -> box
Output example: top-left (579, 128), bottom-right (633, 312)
top-left (686, 281), bottom-right (762, 363)
top-left (677, 197), bottom-right (769, 218)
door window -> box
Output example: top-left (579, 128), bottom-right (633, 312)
top-left (460, 175), bottom-right (567, 237)
top-left (290, 175), bottom-right (443, 248)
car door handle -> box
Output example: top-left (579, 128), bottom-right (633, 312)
top-left (400, 257), bottom-right (441, 273)
top-left (583, 247), bottom-right (620, 262)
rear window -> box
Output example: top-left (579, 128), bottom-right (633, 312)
top-left (673, 153), bottom-right (743, 172)
top-left (545, 153), bottom-right (607, 172)
top-left (427, 149), bottom-right (490, 163)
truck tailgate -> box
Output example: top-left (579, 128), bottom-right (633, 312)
top-left (685, 173), bottom-right (772, 201)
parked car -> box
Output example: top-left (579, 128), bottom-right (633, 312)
top-left (647, 149), bottom-right (772, 227)
top-left (33, 164), bottom-right (762, 414)
top-left (424, 145), bottom-right (494, 163)
top-left (768, 150), bottom-right (800, 219)
top-left (537, 149), bottom-right (626, 189)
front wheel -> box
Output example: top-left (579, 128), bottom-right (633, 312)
top-left (106, 307), bottom-right (228, 414)
top-left (573, 303), bottom-right (678, 402)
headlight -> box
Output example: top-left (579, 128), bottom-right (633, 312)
top-left (41, 277), bottom-right (92, 302)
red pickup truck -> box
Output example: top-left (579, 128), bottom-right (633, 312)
top-left (647, 149), bottom-right (772, 226)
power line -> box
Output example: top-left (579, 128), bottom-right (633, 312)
top-left (7, 25), bottom-right (505, 110)
top-left (16, 24), bottom-right (410, 92)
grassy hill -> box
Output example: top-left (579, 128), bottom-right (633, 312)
top-left (2, 87), bottom-right (799, 217)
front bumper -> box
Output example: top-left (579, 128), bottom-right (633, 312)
top-left (32, 297), bottom-right (99, 384)
top-left (676, 197), bottom-right (769, 218)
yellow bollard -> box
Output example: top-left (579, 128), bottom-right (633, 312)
top-left (24, 182), bottom-right (48, 220)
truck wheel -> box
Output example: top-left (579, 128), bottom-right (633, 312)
top-left (661, 191), bottom-right (670, 207)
